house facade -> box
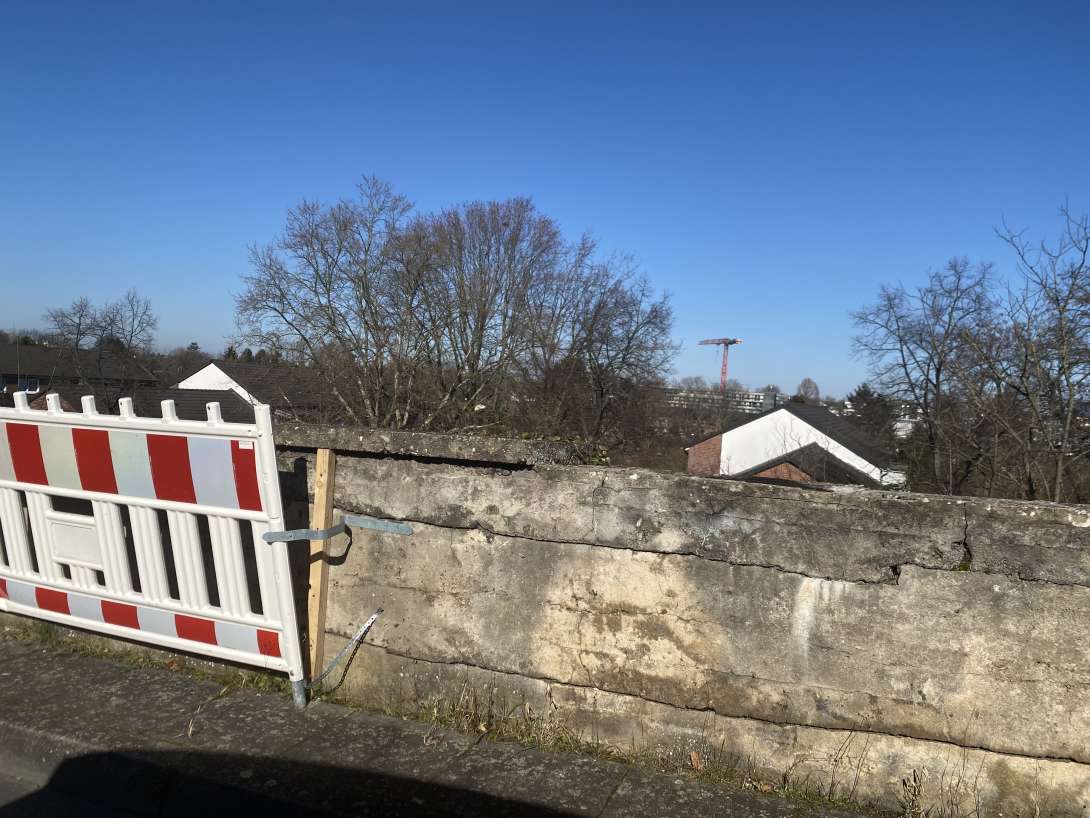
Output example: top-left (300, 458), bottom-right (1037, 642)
top-left (656, 386), bottom-right (784, 415)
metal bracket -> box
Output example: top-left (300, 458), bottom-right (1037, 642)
top-left (343, 514), bottom-right (412, 536)
top-left (262, 515), bottom-right (412, 543)
top-left (263, 522), bottom-right (347, 543)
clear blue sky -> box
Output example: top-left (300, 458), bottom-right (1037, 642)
top-left (2, 2), bottom-right (1088, 396)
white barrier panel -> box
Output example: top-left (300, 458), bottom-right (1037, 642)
top-left (0, 392), bottom-right (305, 697)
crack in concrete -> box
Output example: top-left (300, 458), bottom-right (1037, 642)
top-left (957, 506), bottom-right (974, 571)
top-left (343, 510), bottom-right (1090, 590)
top-left (362, 643), bottom-right (1090, 769)
top-left (346, 509), bottom-right (905, 586)
top-left (596, 766), bottom-right (630, 817)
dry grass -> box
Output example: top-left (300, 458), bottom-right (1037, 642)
top-left (365, 678), bottom-right (892, 817)
top-left (0, 615), bottom-right (290, 695)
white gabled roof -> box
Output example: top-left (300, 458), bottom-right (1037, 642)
top-left (176, 363), bottom-right (261, 406)
top-left (716, 405), bottom-right (904, 486)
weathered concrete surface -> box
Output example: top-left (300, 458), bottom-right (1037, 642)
top-left (274, 423), bottom-right (578, 466)
top-left (326, 522), bottom-right (1090, 764)
top-left (0, 636), bottom-right (855, 818)
top-left (331, 640), bottom-right (1090, 818)
top-left (280, 451), bottom-right (1090, 586)
top-left (273, 445), bottom-right (1090, 816)
top-left (963, 497), bottom-right (1090, 585)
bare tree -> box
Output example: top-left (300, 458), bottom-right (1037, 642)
top-left (853, 259), bottom-right (991, 493)
top-left (795, 377), bottom-right (821, 402)
top-left (415, 198), bottom-right (576, 430)
top-left (674, 375), bottom-right (709, 390)
top-left (238, 177), bottom-right (418, 426)
top-left (237, 176), bottom-right (677, 453)
top-left (45, 290), bottom-right (157, 411)
top-left (854, 205), bottom-right (1090, 501)
top-left (569, 269), bottom-right (676, 452)
top-left (960, 205), bottom-right (1090, 500)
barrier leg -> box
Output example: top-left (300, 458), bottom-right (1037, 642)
top-left (291, 679), bottom-right (307, 709)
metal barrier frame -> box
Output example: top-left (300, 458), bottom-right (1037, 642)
top-left (0, 392), bottom-right (307, 704)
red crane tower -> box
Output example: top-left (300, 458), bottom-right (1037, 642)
top-left (698, 337), bottom-right (743, 392)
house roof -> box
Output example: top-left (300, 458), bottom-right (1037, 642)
top-left (776, 402), bottom-right (892, 468)
top-left (0, 343), bottom-right (156, 384)
top-left (731, 441), bottom-right (882, 487)
top-left (133, 388), bottom-right (257, 424)
top-left (181, 359), bottom-right (327, 413)
top-left (708, 401), bottom-right (893, 469)
top-left (0, 386), bottom-right (256, 424)
top-left (0, 344), bottom-right (76, 380)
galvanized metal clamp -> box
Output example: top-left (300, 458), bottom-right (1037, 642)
top-left (262, 514), bottom-right (412, 543)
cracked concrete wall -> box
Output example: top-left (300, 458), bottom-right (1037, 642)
top-left (277, 445), bottom-right (1090, 816)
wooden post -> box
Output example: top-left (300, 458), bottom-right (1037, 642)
top-left (306, 448), bottom-right (336, 680)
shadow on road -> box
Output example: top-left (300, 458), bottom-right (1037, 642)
top-left (1, 749), bottom-right (579, 817)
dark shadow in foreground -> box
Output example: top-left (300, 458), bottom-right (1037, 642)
top-left (1, 749), bottom-right (580, 818)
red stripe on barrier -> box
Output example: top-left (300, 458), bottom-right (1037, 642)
top-left (73, 428), bottom-right (118, 494)
top-left (36, 587), bottom-right (70, 614)
top-left (230, 441), bottom-right (262, 511)
top-left (256, 629), bottom-right (281, 658)
top-left (6, 423), bottom-right (48, 485)
top-left (147, 434), bottom-right (196, 503)
top-left (101, 600), bottom-right (140, 629)
top-left (175, 613), bottom-right (217, 645)
top-left (5, 579), bottom-right (275, 661)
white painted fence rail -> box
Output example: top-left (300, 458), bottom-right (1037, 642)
top-left (0, 391), bottom-right (306, 702)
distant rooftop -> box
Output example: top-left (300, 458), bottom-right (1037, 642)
top-left (0, 385), bottom-right (256, 424)
top-left (0, 342), bottom-right (156, 385)
top-left (178, 359), bottom-right (328, 416)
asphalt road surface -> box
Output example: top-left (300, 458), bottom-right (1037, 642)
top-left (0, 770), bottom-right (36, 804)
top-left (0, 768), bottom-right (131, 817)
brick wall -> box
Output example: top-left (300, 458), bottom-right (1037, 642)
top-left (685, 434), bottom-right (721, 475)
top-left (753, 462), bottom-right (813, 482)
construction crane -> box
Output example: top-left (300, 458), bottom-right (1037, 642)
top-left (698, 337), bottom-right (743, 392)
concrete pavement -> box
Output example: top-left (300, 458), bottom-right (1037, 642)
top-left (0, 635), bottom-right (866, 817)
top-left (0, 770), bottom-right (36, 806)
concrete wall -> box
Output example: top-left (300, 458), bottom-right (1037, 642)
top-left (277, 426), bottom-right (1090, 817)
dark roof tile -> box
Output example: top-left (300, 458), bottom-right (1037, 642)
top-left (0, 343), bottom-right (156, 383)
top-left (183, 360), bottom-right (326, 413)
top-left (777, 402), bottom-right (892, 467)
top-left (732, 441), bottom-right (882, 487)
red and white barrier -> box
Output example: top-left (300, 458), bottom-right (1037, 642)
top-left (0, 392), bottom-right (305, 700)
top-left (0, 577), bottom-right (282, 657)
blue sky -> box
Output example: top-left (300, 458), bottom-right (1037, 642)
top-left (2, 2), bottom-right (1087, 396)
